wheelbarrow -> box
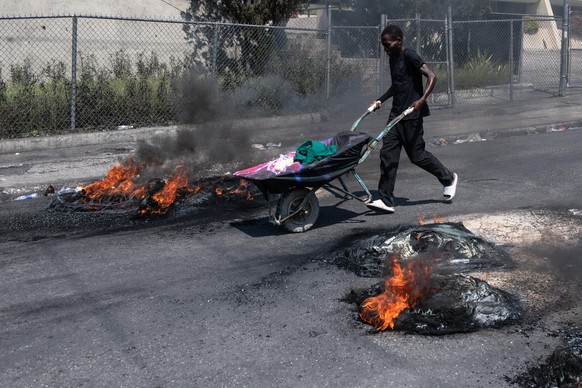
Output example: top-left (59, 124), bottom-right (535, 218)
top-left (233, 106), bottom-right (414, 232)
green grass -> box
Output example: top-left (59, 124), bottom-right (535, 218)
top-left (434, 51), bottom-right (509, 91)
top-left (0, 53), bottom-right (185, 138)
top-left (455, 51), bottom-right (509, 88)
top-left (0, 48), bottom-right (350, 138)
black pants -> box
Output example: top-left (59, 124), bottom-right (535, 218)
top-left (378, 118), bottom-right (453, 206)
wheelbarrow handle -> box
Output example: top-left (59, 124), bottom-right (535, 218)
top-left (349, 110), bottom-right (372, 132)
top-left (358, 106), bottom-right (414, 163)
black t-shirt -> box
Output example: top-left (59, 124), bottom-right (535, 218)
top-left (384, 48), bottom-right (430, 121)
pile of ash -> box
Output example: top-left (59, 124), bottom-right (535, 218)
top-left (508, 328), bottom-right (582, 387)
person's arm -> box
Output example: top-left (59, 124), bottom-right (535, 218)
top-left (410, 63), bottom-right (436, 111)
top-left (370, 85), bottom-right (394, 111)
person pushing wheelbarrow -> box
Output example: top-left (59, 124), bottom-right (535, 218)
top-left (367, 24), bottom-right (458, 214)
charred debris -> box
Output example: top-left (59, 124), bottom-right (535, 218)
top-left (331, 222), bottom-right (524, 335)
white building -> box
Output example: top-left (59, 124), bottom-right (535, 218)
top-left (492, 0), bottom-right (582, 16)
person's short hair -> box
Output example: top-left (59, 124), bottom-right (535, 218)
top-left (381, 25), bottom-right (403, 41)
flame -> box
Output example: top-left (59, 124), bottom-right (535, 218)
top-left (213, 180), bottom-right (253, 200)
top-left (78, 159), bottom-right (253, 215)
top-left (432, 214), bottom-right (444, 224)
top-left (359, 259), bottom-right (432, 331)
top-left (142, 162), bottom-right (195, 215)
top-left (83, 159), bottom-right (145, 201)
top-left (230, 179), bottom-right (254, 200)
top-left (131, 185), bottom-right (148, 199)
top-left (418, 214), bottom-right (444, 226)
top-left (81, 159), bottom-right (198, 215)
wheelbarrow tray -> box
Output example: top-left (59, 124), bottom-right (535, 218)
top-left (234, 131), bottom-right (372, 196)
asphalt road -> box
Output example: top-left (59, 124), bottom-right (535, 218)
top-left (1, 126), bottom-right (581, 387)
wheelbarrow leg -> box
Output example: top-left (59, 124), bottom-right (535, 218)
top-left (266, 191), bottom-right (270, 219)
top-left (338, 176), bottom-right (349, 192)
top-left (319, 170), bottom-right (371, 203)
top-left (266, 191), bottom-right (277, 224)
top-left (351, 170), bottom-right (372, 203)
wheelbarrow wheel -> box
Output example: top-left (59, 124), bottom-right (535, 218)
top-left (276, 188), bottom-right (320, 233)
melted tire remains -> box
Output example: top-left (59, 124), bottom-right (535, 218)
top-left (276, 188), bottom-right (319, 233)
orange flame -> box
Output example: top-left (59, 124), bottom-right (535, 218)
top-left (432, 214), bottom-right (444, 224)
top-left (143, 163), bottom-right (195, 215)
top-left (82, 159), bottom-right (199, 215)
top-left (213, 181), bottom-right (253, 199)
top-left (80, 160), bottom-right (253, 215)
top-left (229, 179), bottom-right (254, 200)
top-left (359, 259), bottom-right (432, 331)
top-left (83, 159), bottom-right (145, 201)
top-left (418, 215), bottom-right (444, 225)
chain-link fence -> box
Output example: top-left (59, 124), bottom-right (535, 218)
top-left (0, 15), bottom-right (380, 138)
top-left (323, 13), bottom-right (568, 105)
top-left (518, 17), bottom-right (562, 93)
top-left (0, 13), bottom-right (573, 139)
top-left (383, 16), bottom-right (564, 106)
top-left (330, 25), bottom-right (381, 96)
top-left (0, 16), bottom-right (73, 138)
top-left (568, 10), bottom-right (582, 88)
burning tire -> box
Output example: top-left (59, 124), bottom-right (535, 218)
top-left (276, 188), bottom-right (319, 233)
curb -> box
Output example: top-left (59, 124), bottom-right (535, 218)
top-left (0, 112), bottom-right (322, 154)
top-left (426, 120), bottom-right (582, 146)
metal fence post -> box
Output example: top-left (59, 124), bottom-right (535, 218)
top-left (70, 15), bottom-right (78, 132)
top-left (566, 11), bottom-right (572, 88)
top-left (509, 20), bottom-right (514, 101)
top-left (559, 0), bottom-right (570, 96)
top-left (211, 23), bottom-right (218, 79)
top-left (326, 3), bottom-right (331, 99)
top-left (416, 12), bottom-right (421, 55)
top-left (446, 7), bottom-right (455, 107)
top-left (518, 17), bottom-right (524, 83)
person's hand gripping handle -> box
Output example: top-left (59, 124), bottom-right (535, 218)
top-left (368, 100), bottom-right (382, 112)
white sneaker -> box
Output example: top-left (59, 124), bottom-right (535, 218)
top-left (366, 199), bottom-right (395, 214)
top-left (443, 173), bottom-right (458, 201)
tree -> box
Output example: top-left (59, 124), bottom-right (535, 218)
top-left (180, 1), bottom-right (308, 89)
top-left (184, 0), bottom-right (307, 25)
